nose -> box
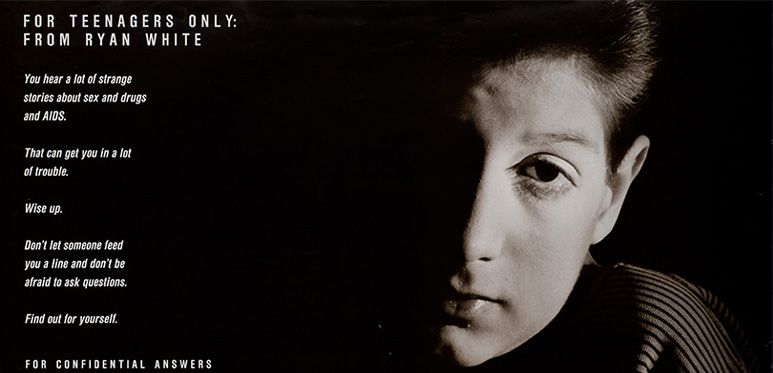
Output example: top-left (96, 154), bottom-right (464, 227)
top-left (462, 168), bottom-right (506, 263)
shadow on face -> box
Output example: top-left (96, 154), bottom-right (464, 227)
top-left (372, 56), bottom-right (627, 368)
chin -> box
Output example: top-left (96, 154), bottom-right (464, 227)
top-left (434, 324), bottom-right (518, 367)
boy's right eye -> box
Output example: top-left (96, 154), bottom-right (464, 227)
top-left (521, 161), bottom-right (561, 182)
top-left (509, 153), bottom-right (577, 200)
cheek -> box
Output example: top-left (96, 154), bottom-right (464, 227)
top-left (502, 183), bottom-right (607, 298)
top-left (502, 225), bottom-right (585, 304)
top-left (536, 179), bottom-right (608, 246)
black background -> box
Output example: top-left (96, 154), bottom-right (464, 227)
top-left (1, 2), bottom-right (771, 371)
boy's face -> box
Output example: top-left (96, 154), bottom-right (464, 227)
top-left (433, 58), bottom-right (615, 366)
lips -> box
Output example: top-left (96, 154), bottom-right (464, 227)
top-left (442, 292), bottom-right (503, 320)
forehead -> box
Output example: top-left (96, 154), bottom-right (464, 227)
top-left (460, 58), bottom-right (605, 154)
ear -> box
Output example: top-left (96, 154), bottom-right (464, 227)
top-left (592, 135), bottom-right (650, 244)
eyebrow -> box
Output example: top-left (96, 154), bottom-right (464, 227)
top-left (521, 131), bottom-right (600, 152)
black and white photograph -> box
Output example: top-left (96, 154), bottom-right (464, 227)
top-left (1, 1), bottom-right (771, 371)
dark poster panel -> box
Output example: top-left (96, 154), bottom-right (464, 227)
top-left (1, 2), bottom-right (770, 371)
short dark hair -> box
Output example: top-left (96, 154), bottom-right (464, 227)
top-left (442, 1), bottom-right (657, 171)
